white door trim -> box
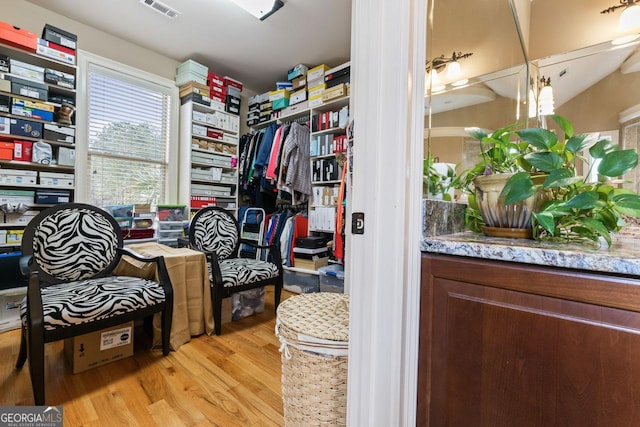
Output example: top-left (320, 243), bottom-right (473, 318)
top-left (347, 0), bottom-right (426, 424)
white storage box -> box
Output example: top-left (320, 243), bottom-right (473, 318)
top-left (10, 59), bottom-right (45, 82)
top-left (177, 59), bottom-right (208, 78)
top-left (0, 169), bottom-right (37, 185)
top-left (39, 171), bottom-right (74, 187)
top-left (192, 110), bottom-right (208, 123)
top-left (191, 151), bottom-right (233, 168)
top-left (283, 269), bottom-right (320, 294)
top-left (192, 124), bottom-right (207, 137)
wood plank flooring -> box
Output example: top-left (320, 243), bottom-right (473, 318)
top-left (0, 289), bottom-right (294, 426)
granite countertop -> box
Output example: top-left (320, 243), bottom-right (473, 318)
top-left (422, 232), bottom-right (640, 277)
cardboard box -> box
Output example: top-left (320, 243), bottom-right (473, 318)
top-left (0, 21), bottom-right (37, 51)
top-left (290, 88), bottom-right (307, 105)
top-left (10, 59), bottom-right (45, 82)
top-left (0, 142), bottom-right (12, 160)
top-left (44, 123), bottom-right (75, 143)
top-left (0, 168), bottom-right (37, 185)
top-left (39, 171), bottom-right (75, 188)
top-left (0, 117), bottom-right (9, 134)
top-left (64, 322), bottom-right (134, 374)
top-left (36, 39), bottom-right (75, 65)
top-left (322, 83), bottom-right (347, 102)
top-left (307, 64), bottom-right (330, 82)
top-left (35, 189), bottom-right (71, 204)
top-left (292, 75), bottom-right (306, 89)
top-left (43, 24), bottom-right (78, 50)
top-left (44, 68), bottom-right (75, 89)
top-left (13, 140), bottom-right (32, 162)
top-left (176, 59), bottom-right (208, 78)
top-left (287, 64), bottom-right (308, 81)
top-left (10, 76), bottom-right (48, 100)
top-left (268, 89), bottom-right (290, 101)
top-left (57, 147), bottom-right (75, 166)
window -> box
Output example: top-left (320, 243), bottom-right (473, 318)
top-left (76, 52), bottom-right (178, 208)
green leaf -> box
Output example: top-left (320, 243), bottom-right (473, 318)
top-left (565, 133), bottom-right (598, 154)
top-left (525, 152), bottom-right (564, 172)
top-left (589, 139), bottom-right (612, 159)
top-left (565, 191), bottom-right (599, 209)
top-left (542, 168), bottom-right (579, 188)
top-left (465, 127), bottom-right (487, 141)
top-left (550, 115), bottom-right (573, 137)
top-left (612, 193), bottom-right (640, 209)
top-left (500, 172), bottom-right (535, 205)
top-left (577, 218), bottom-right (612, 246)
top-left (516, 128), bottom-right (558, 150)
top-left (598, 149), bottom-right (639, 177)
top-left (533, 211), bottom-right (556, 234)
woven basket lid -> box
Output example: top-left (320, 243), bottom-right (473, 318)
top-left (277, 293), bottom-right (349, 342)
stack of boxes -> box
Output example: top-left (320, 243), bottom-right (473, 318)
top-left (293, 236), bottom-right (329, 270)
top-left (307, 64), bottom-right (330, 108)
top-left (37, 24), bottom-right (77, 65)
top-left (177, 59), bottom-right (211, 107)
top-left (289, 64), bottom-right (308, 109)
top-left (157, 205), bottom-right (187, 247)
top-left (207, 71), bottom-right (243, 116)
top-left (322, 61), bottom-right (351, 103)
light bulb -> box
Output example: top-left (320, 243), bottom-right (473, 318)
top-left (430, 69), bottom-right (441, 85)
top-left (451, 79), bottom-right (469, 87)
top-left (538, 85), bottom-right (555, 116)
top-left (446, 61), bottom-right (462, 80)
top-left (619, 4), bottom-right (640, 32)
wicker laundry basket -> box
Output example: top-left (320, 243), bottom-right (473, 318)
top-left (276, 292), bottom-right (350, 426)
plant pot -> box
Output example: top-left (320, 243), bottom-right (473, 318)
top-left (473, 173), bottom-right (549, 238)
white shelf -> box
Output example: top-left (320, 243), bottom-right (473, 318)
top-left (311, 126), bottom-right (347, 137)
top-left (191, 147), bottom-right (236, 157)
top-left (191, 119), bottom-right (239, 136)
top-left (312, 180), bottom-right (341, 185)
top-left (311, 153), bottom-right (339, 160)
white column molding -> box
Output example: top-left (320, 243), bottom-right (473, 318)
top-left (346, 0), bottom-right (426, 424)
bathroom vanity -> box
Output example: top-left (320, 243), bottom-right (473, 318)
top-left (418, 233), bottom-right (640, 426)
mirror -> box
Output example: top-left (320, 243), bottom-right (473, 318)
top-left (425, 0), bottom-right (640, 199)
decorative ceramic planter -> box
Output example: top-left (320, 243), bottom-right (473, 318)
top-left (473, 173), bottom-right (549, 238)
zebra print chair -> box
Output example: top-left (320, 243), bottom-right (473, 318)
top-left (16, 203), bottom-right (173, 405)
top-left (188, 206), bottom-right (283, 335)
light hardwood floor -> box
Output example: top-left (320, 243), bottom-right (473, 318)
top-left (0, 289), bottom-right (294, 426)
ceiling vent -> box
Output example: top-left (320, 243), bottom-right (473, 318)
top-left (139, 0), bottom-right (181, 19)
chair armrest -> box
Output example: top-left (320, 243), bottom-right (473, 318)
top-left (177, 237), bottom-right (190, 248)
top-left (116, 247), bottom-right (174, 300)
top-left (19, 255), bottom-right (31, 277)
top-left (117, 247), bottom-right (165, 265)
top-left (239, 239), bottom-right (283, 269)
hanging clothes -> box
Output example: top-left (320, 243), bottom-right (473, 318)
top-left (278, 122), bottom-right (311, 205)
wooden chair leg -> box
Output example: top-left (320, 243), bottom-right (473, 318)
top-left (15, 326), bottom-right (27, 369)
top-left (28, 326), bottom-right (45, 405)
top-left (213, 289), bottom-right (223, 336)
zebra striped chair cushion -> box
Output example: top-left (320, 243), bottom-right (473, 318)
top-left (190, 208), bottom-right (238, 260)
top-left (31, 207), bottom-right (119, 281)
top-left (20, 276), bottom-right (166, 330)
top-left (208, 258), bottom-right (280, 288)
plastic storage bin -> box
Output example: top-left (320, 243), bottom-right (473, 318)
top-left (276, 293), bottom-right (349, 426)
top-left (283, 269), bottom-right (319, 294)
top-left (318, 264), bottom-right (345, 293)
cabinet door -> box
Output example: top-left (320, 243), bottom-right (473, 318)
top-left (418, 254), bottom-right (640, 427)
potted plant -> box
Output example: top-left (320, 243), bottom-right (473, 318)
top-left (423, 155), bottom-right (456, 201)
top-left (455, 115), bottom-right (640, 246)
top-left (453, 123), bottom-right (545, 237)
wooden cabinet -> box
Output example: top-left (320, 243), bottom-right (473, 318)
top-left (418, 253), bottom-right (640, 426)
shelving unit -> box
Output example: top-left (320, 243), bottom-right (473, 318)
top-left (0, 40), bottom-right (77, 249)
top-left (178, 100), bottom-right (240, 218)
top-left (251, 96), bottom-right (350, 276)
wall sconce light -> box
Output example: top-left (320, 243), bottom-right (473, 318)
top-left (538, 76), bottom-right (555, 116)
top-left (601, 0), bottom-right (640, 32)
top-left (425, 51), bottom-right (473, 90)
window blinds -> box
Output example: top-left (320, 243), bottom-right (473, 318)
top-left (86, 64), bottom-right (171, 207)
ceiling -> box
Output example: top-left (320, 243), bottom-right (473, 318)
top-left (24, 0), bottom-right (352, 93)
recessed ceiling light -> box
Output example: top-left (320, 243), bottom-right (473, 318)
top-left (228, 0), bottom-right (284, 21)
